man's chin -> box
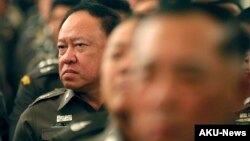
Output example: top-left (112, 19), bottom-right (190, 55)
top-left (63, 82), bottom-right (81, 90)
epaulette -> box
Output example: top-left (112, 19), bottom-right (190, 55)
top-left (37, 58), bottom-right (59, 78)
top-left (38, 58), bottom-right (58, 69)
top-left (29, 88), bottom-right (66, 107)
top-left (21, 75), bottom-right (31, 85)
top-left (20, 62), bottom-right (58, 86)
top-left (38, 64), bottom-right (59, 78)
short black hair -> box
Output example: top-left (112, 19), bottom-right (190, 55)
top-left (60, 2), bottom-right (121, 36)
top-left (157, 3), bottom-right (249, 61)
top-left (51, 0), bottom-right (81, 10)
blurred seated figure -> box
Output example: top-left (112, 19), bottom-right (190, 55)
top-left (12, 0), bottom-right (54, 93)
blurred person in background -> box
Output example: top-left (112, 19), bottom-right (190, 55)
top-left (13, 2), bottom-right (120, 141)
top-left (0, 1), bottom-right (23, 140)
top-left (12, 0), bottom-right (53, 93)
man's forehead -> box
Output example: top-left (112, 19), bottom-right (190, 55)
top-left (134, 13), bottom-right (224, 48)
top-left (61, 11), bottom-right (99, 30)
top-left (132, 12), bottom-right (226, 66)
top-left (58, 11), bottom-right (104, 39)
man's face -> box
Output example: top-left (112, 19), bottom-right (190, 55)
top-left (58, 11), bottom-right (107, 92)
top-left (101, 19), bottom-right (137, 117)
top-left (128, 14), bottom-right (244, 141)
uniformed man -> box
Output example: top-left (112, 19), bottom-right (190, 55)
top-left (13, 2), bottom-right (120, 141)
top-left (9, 0), bottom-right (81, 139)
top-left (51, 15), bottom-right (142, 141)
top-left (9, 58), bottom-right (63, 140)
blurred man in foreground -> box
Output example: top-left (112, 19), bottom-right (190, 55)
top-left (116, 3), bottom-right (249, 141)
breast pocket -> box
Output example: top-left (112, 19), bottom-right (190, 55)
top-left (41, 128), bottom-right (65, 141)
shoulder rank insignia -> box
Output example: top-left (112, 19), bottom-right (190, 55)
top-left (30, 88), bottom-right (66, 106)
top-left (21, 75), bottom-right (31, 85)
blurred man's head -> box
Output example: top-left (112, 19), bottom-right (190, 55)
top-left (48, 0), bottom-right (81, 42)
top-left (38, 0), bottom-right (53, 22)
top-left (101, 16), bottom-right (141, 120)
top-left (58, 2), bottom-right (120, 93)
top-left (123, 4), bottom-right (249, 141)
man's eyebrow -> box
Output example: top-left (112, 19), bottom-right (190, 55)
top-left (175, 61), bottom-right (207, 74)
top-left (113, 42), bottom-right (129, 49)
top-left (57, 39), bottom-right (65, 43)
top-left (71, 37), bottom-right (84, 41)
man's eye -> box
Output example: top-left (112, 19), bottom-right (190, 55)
top-left (245, 58), bottom-right (249, 63)
top-left (76, 43), bottom-right (88, 48)
top-left (76, 43), bottom-right (83, 47)
top-left (57, 45), bottom-right (66, 49)
top-left (111, 52), bottom-right (122, 60)
top-left (57, 45), bottom-right (67, 55)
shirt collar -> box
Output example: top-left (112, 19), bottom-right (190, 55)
top-left (58, 89), bottom-right (75, 111)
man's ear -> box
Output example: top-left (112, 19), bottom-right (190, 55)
top-left (244, 97), bottom-right (250, 106)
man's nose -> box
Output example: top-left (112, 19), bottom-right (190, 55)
top-left (61, 47), bottom-right (77, 64)
top-left (150, 77), bottom-right (179, 111)
top-left (117, 52), bottom-right (134, 76)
